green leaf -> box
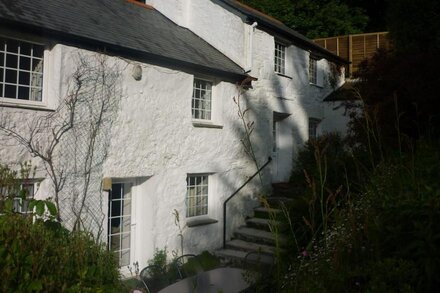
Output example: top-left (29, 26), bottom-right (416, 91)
top-left (35, 201), bottom-right (45, 216)
top-left (45, 201), bottom-right (57, 216)
top-left (28, 280), bottom-right (43, 291)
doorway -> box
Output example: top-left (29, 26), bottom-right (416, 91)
top-left (271, 112), bottom-right (291, 182)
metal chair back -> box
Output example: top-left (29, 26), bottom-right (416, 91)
top-left (174, 254), bottom-right (203, 279)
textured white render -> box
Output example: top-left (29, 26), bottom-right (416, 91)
top-left (148, 0), bottom-right (347, 181)
top-left (0, 0), bottom-right (350, 274)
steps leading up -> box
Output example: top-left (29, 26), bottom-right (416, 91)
top-left (246, 217), bottom-right (281, 231)
top-left (215, 201), bottom-right (289, 266)
top-left (226, 239), bottom-right (279, 255)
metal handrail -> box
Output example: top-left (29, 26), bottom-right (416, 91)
top-left (223, 157), bottom-right (272, 248)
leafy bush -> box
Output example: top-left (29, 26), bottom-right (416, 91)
top-left (0, 214), bottom-right (120, 292)
top-left (0, 214), bottom-right (122, 292)
top-left (0, 164), bottom-right (122, 292)
top-left (287, 140), bottom-right (440, 292)
top-left (284, 133), bottom-right (368, 249)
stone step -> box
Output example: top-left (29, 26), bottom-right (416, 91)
top-left (226, 239), bottom-right (278, 255)
top-left (215, 249), bottom-right (274, 266)
top-left (234, 226), bottom-right (287, 247)
top-left (264, 196), bottom-right (294, 209)
top-left (271, 182), bottom-right (299, 198)
top-left (253, 207), bottom-right (282, 219)
top-left (246, 217), bottom-right (282, 232)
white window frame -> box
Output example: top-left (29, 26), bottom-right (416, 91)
top-left (309, 56), bottom-right (318, 85)
top-left (308, 118), bottom-right (320, 140)
top-left (274, 41), bottom-right (286, 75)
top-left (186, 174), bottom-right (209, 218)
top-left (0, 36), bottom-right (46, 106)
top-left (192, 78), bottom-right (213, 121)
top-left (108, 182), bottom-right (132, 267)
top-left (13, 182), bottom-right (36, 214)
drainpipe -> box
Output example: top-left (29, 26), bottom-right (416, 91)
top-left (245, 22), bottom-right (258, 73)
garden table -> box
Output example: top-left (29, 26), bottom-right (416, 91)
top-left (157, 267), bottom-right (251, 293)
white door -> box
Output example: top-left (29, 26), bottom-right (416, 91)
top-left (271, 112), bottom-right (291, 182)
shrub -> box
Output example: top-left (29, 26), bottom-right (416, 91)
top-left (0, 214), bottom-right (122, 292)
top-left (288, 139), bottom-right (440, 292)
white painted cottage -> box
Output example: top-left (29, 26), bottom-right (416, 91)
top-left (0, 0), bottom-right (349, 274)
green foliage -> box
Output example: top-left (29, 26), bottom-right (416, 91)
top-left (148, 247), bottom-right (168, 277)
top-left (240, 0), bottom-right (368, 38)
top-left (387, 0), bottom-right (440, 52)
top-left (0, 163), bottom-right (122, 292)
top-left (286, 133), bottom-right (367, 248)
top-left (285, 140), bottom-right (440, 292)
top-left (349, 49), bottom-right (440, 150)
top-left (0, 214), bottom-right (122, 292)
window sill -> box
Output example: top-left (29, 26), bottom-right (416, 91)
top-left (192, 120), bottom-right (223, 129)
top-left (275, 73), bottom-right (293, 79)
top-left (186, 217), bottom-right (218, 227)
top-left (309, 83), bottom-right (323, 88)
top-left (0, 98), bottom-right (54, 112)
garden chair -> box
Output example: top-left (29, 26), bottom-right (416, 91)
top-left (139, 264), bottom-right (168, 293)
top-left (174, 254), bottom-right (204, 279)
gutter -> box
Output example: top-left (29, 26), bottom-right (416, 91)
top-left (244, 21), bottom-right (258, 73)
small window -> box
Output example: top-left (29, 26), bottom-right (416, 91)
top-left (192, 78), bottom-right (212, 120)
top-left (186, 175), bottom-right (208, 217)
top-left (0, 37), bottom-right (44, 101)
top-left (274, 42), bottom-right (286, 75)
top-left (309, 57), bottom-right (317, 84)
top-left (308, 118), bottom-right (320, 140)
top-left (13, 183), bottom-right (34, 214)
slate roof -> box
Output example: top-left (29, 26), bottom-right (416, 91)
top-left (0, 0), bottom-right (246, 80)
top-left (219, 0), bottom-right (349, 65)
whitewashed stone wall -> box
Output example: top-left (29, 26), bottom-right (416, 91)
top-left (0, 0), bottom-right (350, 275)
top-left (148, 0), bottom-right (348, 181)
top-left (0, 42), bottom-right (265, 274)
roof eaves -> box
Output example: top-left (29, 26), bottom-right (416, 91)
top-left (1, 18), bottom-right (249, 82)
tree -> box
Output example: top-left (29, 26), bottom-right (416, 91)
top-left (386, 0), bottom-right (440, 52)
top-left (0, 53), bottom-right (123, 235)
top-left (240, 0), bottom-right (368, 38)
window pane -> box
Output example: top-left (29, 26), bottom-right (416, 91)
top-left (111, 184), bottom-right (122, 199)
top-left (0, 52), bottom-right (4, 67)
top-left (120, 249), bottom-right (130, 266)
top-left (110, 234), bottom-right (120, 251)
top-left (19, 56), bottom-right (30, 71)
top-left (18, 86), bottom-right (29, 100)
top-left (5, 69), bottom-right (17, 83)
top-left (30, 87), bottom-right (42, 101)
top-left (111, 200), bottom-right (121, 217)
top-left (31, 59), bottom-right (43, 73)
top-left (6, 54), bottom-right (17, 68)
top-left (121, 233), bottom-right (130, 251)
top-left (19, 71), bottom-right (30, 85)
top-left (110, 217), bottom-right (121, 234)
top-left (4, 84), bottom-right (16, 98)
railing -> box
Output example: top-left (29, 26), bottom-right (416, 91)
top-left (223, 157), bottom-right (272, 248)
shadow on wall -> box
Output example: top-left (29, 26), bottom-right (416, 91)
top-left (212, 49), bottom-right (318, 243)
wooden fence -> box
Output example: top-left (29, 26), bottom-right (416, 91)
top-left (314, 32), bottom-right (391, 76)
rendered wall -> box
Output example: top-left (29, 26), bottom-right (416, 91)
top-left (0, 0), bottom-right (350, 275)
top-left (0, 42), bottom-right (265, 274)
